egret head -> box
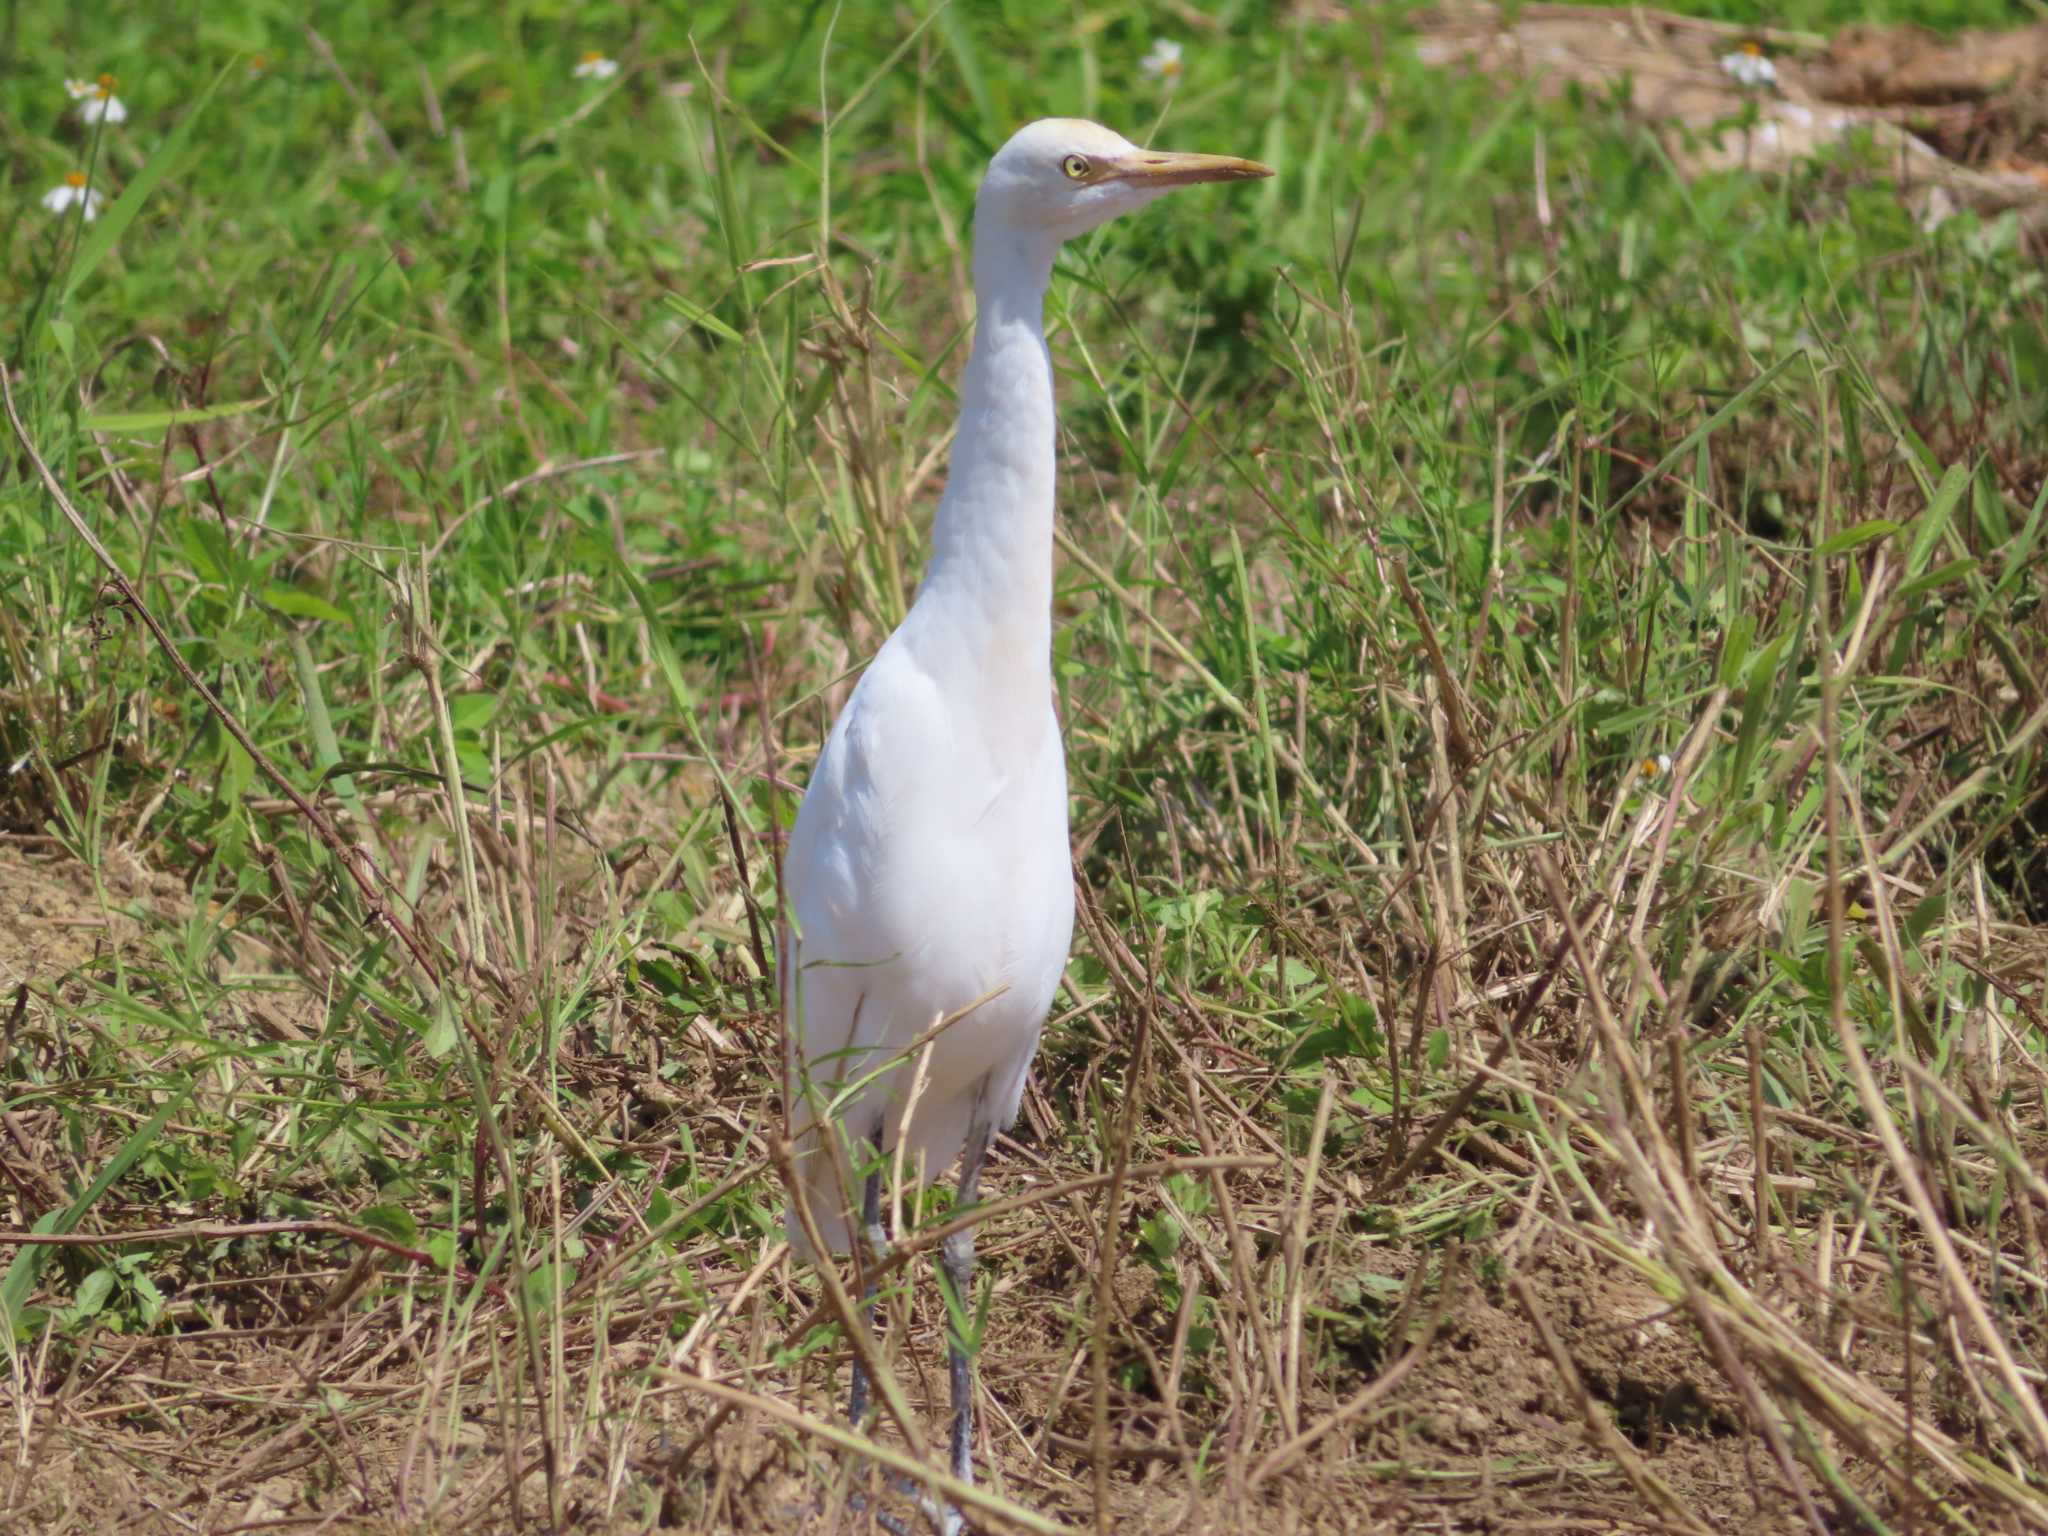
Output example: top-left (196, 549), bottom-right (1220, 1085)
top-left (977, 118), bottom-right (1270, 244)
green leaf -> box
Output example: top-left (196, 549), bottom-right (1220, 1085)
top-left (1592, 702), bottom-right (1665, 737)
top-left (1894, 558), bottom-right (1976, 605)
top-left (1816, 520), bottom-right (1900, 558)
top-left (70, 1267), bottom-right (117, 1322)
top-left (179, 517), bottom-right (231, 584)
top-left (448, 693), bottom-right (496, 733)
top-left (83, 397), bottom-right (273, 435)
top-left (291, 631), bottom-right (363, 823)
top-left (616, 560), bottom-right (697, 714)
top-left (220, 736), bottom-right (255, 807)
top-left (1141, 1212), bottom-right (1180, 1263)
top-left (0, 1082), bottom-right (194, 1333)
top-left (662, 292), bottom-right (745, 346)
top-left (1350, 1082), bottom-right (1393, 1115)
top-left (1989, 476), bottom-right (2048, 604)
top-left (266, 586), bottom-right (350, 623)
top-left (1904, 463), bottom-right (1967, 579)
top-left (1972, 464), bottom-right (2011, 545)
top-left (1718, 612), bottom-right (1755, 690)
top-left (61, 60), bottom-right (237, 310)
top-left (522, 1260), bottom-right (575, 1311)
top-left (1903, 890), bottom-right (1947, 944)
top-left (358, 1204), bottom-right (419, 1246)
top-left (423, 997), bottom-right (460, 1059)
top-left (131, 1269), bottom-right (165, 1326)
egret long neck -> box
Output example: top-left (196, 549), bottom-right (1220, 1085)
top-left (919, 228), bottom-right (1061, 678)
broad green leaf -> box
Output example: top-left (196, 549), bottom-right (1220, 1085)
top-left (69, 1267), bottom-right (117, 1322)
top-left (448, 693), bottom-right (495, 733)
top-left (180, 516), bottom-right (231, 584)
top-left (423, 996), bottom-right (460, 1059)
top-left (359, 1204), bottom-right (419, 1246)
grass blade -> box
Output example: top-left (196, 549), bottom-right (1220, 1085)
top-left (60, 61), bottom-right (236, 312)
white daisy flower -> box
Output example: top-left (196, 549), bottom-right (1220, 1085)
top-left (573, 50), bottom-right (619, 80)
top-left (1639, 753), bottom-right (1674, 779)
top-left (1719, 44), bottom-right (1776, 90)
top-left (74, 73), bottom-right (127, 124)
top-left (1139, 38), bottom-right (1183, 83)
top-left (42, 170), bottom-right (104, 221)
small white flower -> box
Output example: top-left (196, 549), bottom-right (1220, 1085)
top-left (42, 170), bottom-right (103, 221)
top-left (72, 73), bottom-right (126, 123)
top-left (573, 50), bottom-right (619, 80)
top-left (77, 90), bottom-right (126, 124)
top-left (1639, 753), bottom-right (1674, 780)
top-left (1139, 38), bottom-right (1183, 82)
top-left (1719, 45), bottom-right (1776, 90)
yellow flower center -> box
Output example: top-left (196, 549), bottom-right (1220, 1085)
top-left (98, 72), bottom-right (117, 88)
top-left (95, 86), bottom-right (114, 100)
top-left (250, 53), bottom-right (268, 70)
top-left (65, 170), bottom-right (88, 189)
top-left (1738, 40), bottom-right (1763, 56)
top-left (581, 50), bottom-right (605, 63)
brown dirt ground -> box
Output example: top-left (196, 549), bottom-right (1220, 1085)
top-left (1416, 6), bottom-right (2048, 228)
top-left (0, 837), bottom-right (182, 985)
top-left (2, 1244), bottom-right (1840, 1536)
top-left (0, 840), bottom-right (2033, 1535)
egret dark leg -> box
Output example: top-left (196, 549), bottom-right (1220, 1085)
top-left (842, 1165), bottom-right (922, 1536)
top-left (847, 1166), bottom-right (887, 1428)
top-left (940, 1128), bottom-right (992, 1487)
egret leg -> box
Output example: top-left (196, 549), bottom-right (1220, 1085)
top-left (842, 1165), bottom-right (929, 1536)
top-left (940, 1128), bottom-right (992, 1487)
top-left (847, 1166), bottom-right (887, 1428)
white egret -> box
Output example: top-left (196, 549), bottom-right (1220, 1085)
top-left (782, 117), bottom-right (1270, 1499)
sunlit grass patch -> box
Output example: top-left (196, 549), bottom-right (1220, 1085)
top-left (0, 0), bottom-right (2044, 1531)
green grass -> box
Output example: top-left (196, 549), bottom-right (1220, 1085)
top-left (3, 2), bottom-right (2047, 1533)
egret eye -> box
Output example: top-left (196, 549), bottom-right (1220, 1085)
top-left (1061, 154), bottom-right (1090, 180)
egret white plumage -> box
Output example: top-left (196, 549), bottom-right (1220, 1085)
top-left (781, 117), bottom-right (1270, 1498)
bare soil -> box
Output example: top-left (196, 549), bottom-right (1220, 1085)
top-left (0, 813), bottom-right (1999, 1536)
top-left (1417, 5), bottom-right (2048, 227)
